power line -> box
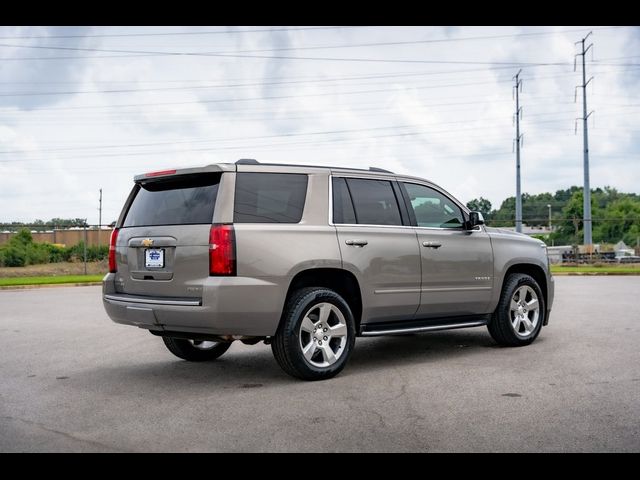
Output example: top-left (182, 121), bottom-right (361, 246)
top-left (6, 108), bottom-right (595, 127)
top-left (10, 68), bottom-right (633, 89)
top-left (0, 53), bottom-right (164, 61)
top-left (0, 99), bottom-right (567, 122)
top-left (0, 67), bottom-right (511, 86)
top-left (3, 104), bottom-right (636, 136)
top-left (0, 42), bottom-right (588, 66)
top-left (0, 121), bottom-right (612, 161)
top-left (0, 69), bottom-right (583, 97)
top-left (114, 28), bottom-right (636, 53)
top-left (0, 129), bottom-right (528, 162)
top-left (0, 123), bottom-right (429, 155)
top-left (0, 25), bottom-right (628, 50)
top-left (0, 78), bottom-right (522, 111)
top-left (0, 26), bottom-right (372, 40)
top-left (7, 107), bottom-right (626, 156)
top-left (4, 107), bottom-right (638, 156)
top-left (0, 117), bottom-right (552, 154)
top-left (2, 39), bottom-right (638, 68)
top-left (4, 125), bottom-right (636, 165)
top-left (0, 43), bottom-right (562, 66)
top-left (0, 74), bottom-right (525, 97)
top-left (0, 147), bottom-right (517, 168)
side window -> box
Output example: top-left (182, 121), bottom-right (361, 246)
top-left (332, 177), bottom-right (356, 224)
top-left (345, 178), bottom-right (403, 226)
top-left (403, 183), bottom-right (464, 228)
top-left (234, 173), bottom-right (308, 223)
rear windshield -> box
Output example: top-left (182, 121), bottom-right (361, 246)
top-left (234, 173), bottom-right (308, 223)
top-left (122, 173), bottom-right (220, 227)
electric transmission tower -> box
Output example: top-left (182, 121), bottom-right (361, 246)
top-left (575, 32), bottom-right (594, 248)
top-left (513, 69), bottom-right (523, 233)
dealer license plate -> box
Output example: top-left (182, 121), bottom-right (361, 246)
top-left (145, 249), bottom-right (164, 268)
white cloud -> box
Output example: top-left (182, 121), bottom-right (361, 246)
top-left (0, 25), bottom-right (638, 223)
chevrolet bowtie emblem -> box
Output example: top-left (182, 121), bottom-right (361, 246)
top-left (142, 238), bottom-right (154, 247)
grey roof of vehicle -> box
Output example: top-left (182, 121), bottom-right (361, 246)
top-left (133, 160), bottom-right (442, 186)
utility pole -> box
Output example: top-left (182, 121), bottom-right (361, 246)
top-left (83, 223), bottom-right (88, 276)
top-left (575, 32), bottom-right (594, 250)
top-left (513, 69), bottom-right (523, 233)
top-left (98, 188), bottom-right (102, 248)
top-left (547, 203), bottom-right (553, 246)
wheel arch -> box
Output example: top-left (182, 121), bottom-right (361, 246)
top-left (282, 268), bottom-right (363, 331)
top-left (502, 263), bottom-right (549, 324)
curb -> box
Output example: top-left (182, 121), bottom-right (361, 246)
top-left (0, 282), bottom-right (102, 291)
top-left (551, 272), bottom-right (640, 276)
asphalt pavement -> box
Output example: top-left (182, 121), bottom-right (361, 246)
top-left (1, 277), bottom-right (639, 452)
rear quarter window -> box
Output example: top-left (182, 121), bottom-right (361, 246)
top-left (123, 173), bottom-right (220, 227)
top-left (234, 173), bottom-right (308, 223)
top-left (345, 178), bottom-right (403, 226)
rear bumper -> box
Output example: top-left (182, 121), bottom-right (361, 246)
top-left (102, 273), bottom-right (285, 336)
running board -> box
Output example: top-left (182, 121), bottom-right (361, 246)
top-left (360, 315), bottom-right (489, 337)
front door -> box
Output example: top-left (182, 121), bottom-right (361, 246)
top-left (400, 182), bottom-right (494, 319)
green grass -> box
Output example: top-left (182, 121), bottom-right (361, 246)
top-left (0, 274), bottom-right (104, 286)
top-left (551, 265), bottom-right (640, 275)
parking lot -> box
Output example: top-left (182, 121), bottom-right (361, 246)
top-left (1, 276), bottom-right (639, 452)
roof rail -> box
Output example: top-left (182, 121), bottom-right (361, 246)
top-left (234, 159), bottom-right (394, 174)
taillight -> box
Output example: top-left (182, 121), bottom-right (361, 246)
top-left (209, 224), bottom-right (236, 276)
top-left (109, 228), bottom-right (119, 273)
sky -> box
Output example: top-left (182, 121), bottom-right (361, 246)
top-left (0, 25), bottom-right (639, 225)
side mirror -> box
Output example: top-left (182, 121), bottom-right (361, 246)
top-left (467, 211), bottom-right (485, 229)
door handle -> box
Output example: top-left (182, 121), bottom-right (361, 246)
top-left (345, 239), bottom-right (368, 247)
top-left (422, 241), bottom-right (442, 249)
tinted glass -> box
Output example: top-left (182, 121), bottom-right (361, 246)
top-left (123, 173), bottom-right (220, 227)
top-left (234, 173), bottom-right (308, 223)
top-left (403, 182), bottom-right (464, 228)
top-left (346, 178), bottom-right (402, 226)
top-left (332, 177), bottom-right (356, 224)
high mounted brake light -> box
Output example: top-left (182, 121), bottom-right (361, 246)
top-left (209, 224), bottom-right (236, 276)
top-left (144, 169), bottom-right (177, 178)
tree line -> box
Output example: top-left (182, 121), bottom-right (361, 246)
top-left (0, 218), bottom-right (90, 230)
top-left (0, 229), bottom-right (108, 268)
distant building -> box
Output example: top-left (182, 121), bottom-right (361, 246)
top-left (614, 241), bottom-right (636, 259)
top-left (546, 246), bottom-right (573, 264)
top-left (497, 225), bottom-right (552, 236)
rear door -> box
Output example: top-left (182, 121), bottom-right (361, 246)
top-left (333, 176), bottom-right (421, 324)
top-left (400, 181), bottom-right (494, 318)
top-left (114, 172), bottom-right (221, 298)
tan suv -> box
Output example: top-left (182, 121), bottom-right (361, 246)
top-left (103, 160), bottom-right (554, 380)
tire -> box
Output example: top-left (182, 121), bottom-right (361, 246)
top-left (488, 273), bottom-right (545, 347)
top-left (272, 287), bottom-right (356, 381)
top-left (162, 337), bottom-right (231, 362)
